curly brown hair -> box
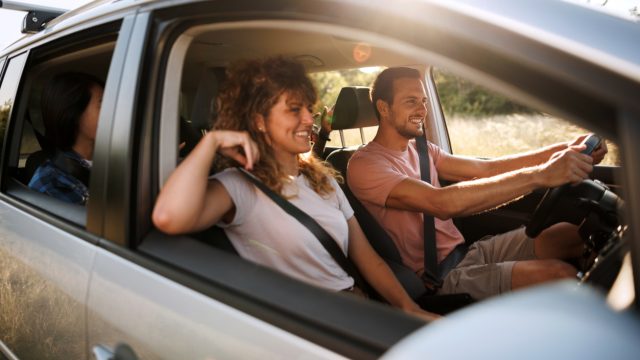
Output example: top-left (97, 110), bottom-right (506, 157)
top-left (214, 56), bottom-right (341, 196)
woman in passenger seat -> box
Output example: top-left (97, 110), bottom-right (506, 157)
top-left (153, 57), bottom-right (438, 321)
top-left (28, 72), bottom-right (104, 205)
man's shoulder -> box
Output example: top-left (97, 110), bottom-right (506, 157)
top-left (350, 142), bottom-right (385, 163)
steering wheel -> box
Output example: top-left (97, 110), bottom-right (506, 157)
top-left (525, 134), bottom-right (602, 238)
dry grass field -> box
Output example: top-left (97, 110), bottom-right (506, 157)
top-left (327, 114), bottom-right (620, 166)
top-left (0, 248), bottom-right (84, 359)
top-left (446, 114), bottom-right (620, 165)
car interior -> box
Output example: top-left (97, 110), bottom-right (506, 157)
top-left (1, 15), bottom-right (630, 356)
top-left (157, 25), bottom-right (469, 307)
top-left (144, 20), bottom-right (627, 319)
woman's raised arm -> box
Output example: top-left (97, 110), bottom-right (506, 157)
top-left (152, 130), bottom-right (259, 234)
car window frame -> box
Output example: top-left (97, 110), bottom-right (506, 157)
top-left (0, 21), bottom-right (123, 239)
top-left (95, 1), bottom-right (640, 352)
top-left (131, 11), bottom-right (435, 358)
top-left (0, 52), bottom-right (28, 176)
top-left (0, 57), bottom-right (6, 81)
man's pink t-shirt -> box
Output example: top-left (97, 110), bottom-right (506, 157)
top-left (347, 140), bottom-right (465, 273)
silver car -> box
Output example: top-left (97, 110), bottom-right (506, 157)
top-left (1, 0), bottom-right (639, 359)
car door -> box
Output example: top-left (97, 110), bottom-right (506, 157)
top-left (83, 10), bottom-right (383, 359)
top-left (0, 52), bottom-right (96, 360)
top-left (0, 14), bottom-right (134, 359)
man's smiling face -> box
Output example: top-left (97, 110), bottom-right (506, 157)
top-left (386, 77), bottom-right (428, 139)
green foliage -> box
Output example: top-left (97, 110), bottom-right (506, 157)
top-left (309, 67), bottom-right (537, 118)
top-left (433, 69), bottom-right (537, 116)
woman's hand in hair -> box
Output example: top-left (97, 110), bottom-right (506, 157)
top-left (211, 130), bottom-right (260, 170)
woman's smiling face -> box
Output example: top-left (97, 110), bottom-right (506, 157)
top-left (261, 92), bottom-right (315, 158)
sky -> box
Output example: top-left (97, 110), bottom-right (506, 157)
top-left (0, 0), bottom-right (638, 51)
top-left (0, 0), bottom-right (91, 50)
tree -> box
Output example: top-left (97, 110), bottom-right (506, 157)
top-left (433, 69), bottom-right (537, 117)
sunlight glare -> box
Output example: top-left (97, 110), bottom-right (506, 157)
top-left (359, 66), bottom-right (382, 74)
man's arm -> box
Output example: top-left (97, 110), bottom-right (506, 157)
top-left (437, 142), bottom-right (566, 182)
top-left (437, 134), bottom-right (608, 182)
top-left (387, 145), bottom-right (593, 219)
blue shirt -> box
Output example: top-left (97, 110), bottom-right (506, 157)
top-left (28, 151), bottom-right (90, 205)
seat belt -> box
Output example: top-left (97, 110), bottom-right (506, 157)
top-left (416, 136), bottom-right (469, 289)
top-left (25, 111), bottom-right (52, 152)
top-left (238, 168), bottom-right (371, 294)
top-left (51, 150), bottom-right (91, 187)
top-left (415, 135), bottom-right (441, 287)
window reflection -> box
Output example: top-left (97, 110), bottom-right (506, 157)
top-left (0, 53), bottom-right (28, 150)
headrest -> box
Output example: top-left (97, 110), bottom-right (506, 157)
top-left (331, 86), bottom-right (378, 130)
top-left (191, 67), bottom-right (226, 131)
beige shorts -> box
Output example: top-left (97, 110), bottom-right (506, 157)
top-left (437, 227), bottom-right (536, 300)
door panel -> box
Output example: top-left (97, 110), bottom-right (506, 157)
top-left (86, 249), bottom-right (346, 360)
top-left (0, 202), bottom-right (95, 359)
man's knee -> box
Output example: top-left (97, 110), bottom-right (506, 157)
top-left (511, 259), bottom-right (576, 290)
top-left (544, 259), bottom-right (577, 279)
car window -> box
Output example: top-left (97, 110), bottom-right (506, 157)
top-left (1, 24), bottom-right (119, 227)
top-left (309, 67), bottom-right (383, 147)
top-left (148, 21), bottom-right (429, 357)
top-left (433, 67), bottom-right (621, 165)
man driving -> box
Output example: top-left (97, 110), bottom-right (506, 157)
top-left (347, 67), bottom-right (607, 299)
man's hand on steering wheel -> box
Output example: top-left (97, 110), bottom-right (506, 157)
top-left (569, 134), bottom-right (608, 165)
top-left (526, 134), bottom-right (605, 238)
top-left (537, 145), bottom-right (594, 187)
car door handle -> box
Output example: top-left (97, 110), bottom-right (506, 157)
top-left (93, 343), bottom-right (139, 360)
top-left (93, 344), bottom-right (113, 360)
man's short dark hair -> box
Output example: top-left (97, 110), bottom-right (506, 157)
top-left (41, 72), bottom-right (103, 151)
top-left (371, 67), bottom-right (421, 120)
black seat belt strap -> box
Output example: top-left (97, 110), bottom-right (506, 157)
top-left (415, 136), bottom-right (441, 287)
top-left (24, 112), bottom-right (51, 152)
top-left (238, 168), bottom-right (370, 293)
top-left (51, 151), bottom-right (91, 187)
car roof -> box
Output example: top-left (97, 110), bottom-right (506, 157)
top-left (437, 0), bottom-right (640, 82)
top-left (6, 0), bottom-right (640, 73)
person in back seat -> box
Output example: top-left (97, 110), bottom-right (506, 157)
top-left (153, 57), bottom-right (438, 321)
top-left (28, 72), bottom-right (104, 205)
top-left (311, 106), bottom-right (332, 158)
top-left (347, 67), bottom-right (608, 300)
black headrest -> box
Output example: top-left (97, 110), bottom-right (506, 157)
top-left (191, 67), bottom-right (226, 131)
top-left (331, 86), bottom-right (378, 130)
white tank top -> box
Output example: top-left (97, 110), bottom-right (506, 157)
top-left (214, 168), bottom-right (355, 291)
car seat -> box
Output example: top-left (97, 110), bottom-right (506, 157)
top-left (20, 112), bottom-right (53, 185)
top-left (326, 87), bottom-right (473, 314)
top-left (179, 67), bottom-right (227, 157)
